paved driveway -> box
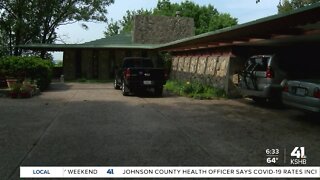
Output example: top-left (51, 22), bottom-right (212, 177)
top-left (1, 83), bottom-right (320, 179)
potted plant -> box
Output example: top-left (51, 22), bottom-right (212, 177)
top-left (9, 83), bottom-right (22, 98)
top-left (3, 66), bottom-right (18, 88)
top-left (0, 58), bottom-right (17, 88)
top-left (19, 84), bottom-right (32, 98)
top-left (22, 80), bottom-right (37, 97)
top-left (0, 70), bottom-right (7, 88)
top-left (6, 78), bottom-right (18, 89)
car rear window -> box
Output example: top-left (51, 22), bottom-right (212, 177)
top-left (245, 57), bottom-right (270, 71)
top-left (142, 59), bottom-right (153, 68)
top-left (123, 59), bottom-right (154, 68)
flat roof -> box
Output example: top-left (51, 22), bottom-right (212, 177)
top-left (20, 43), bottom-right (159, 51)
top-left (20, 34), bottom-right (159, 51)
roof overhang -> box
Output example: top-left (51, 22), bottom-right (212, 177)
top-left (158, 3), bottom-right (320, 52)
top-left (19, 43), bottom-right (159, 51)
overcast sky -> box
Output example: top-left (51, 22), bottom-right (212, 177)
top-left (53, 0), bottom-right (280, 60)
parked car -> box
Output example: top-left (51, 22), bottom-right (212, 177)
top-left (282, 79), bottom-right (320, 112)
top-left (114, 57), bottom-right (168, 96)
top-left (238, 55), bottom-right (287, 102)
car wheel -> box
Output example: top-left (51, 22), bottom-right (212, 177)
top-left (122, 81), bottom-right (129, 96)
top-left (114, 79), bottom-right (120, 89)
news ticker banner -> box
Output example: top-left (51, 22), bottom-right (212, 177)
top-left (21, 166), bottom-right (320, 178)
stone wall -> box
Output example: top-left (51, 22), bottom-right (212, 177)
top-left (226, 56), bottom-right (246, 97)
top-left (171, 51), bottom-right (232, 93)
top-left (133, 15), bottom-right (194, 44)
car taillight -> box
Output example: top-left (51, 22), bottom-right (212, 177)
top-left (266, 66), bottom-right (274, 78)
top-left (164, 70), bottom-right (169, 80)
top-left (283, 84), bottom-right (289, 92)
top-left (125, 68), bottom-right (131, 79)
top-left (314, 87), bottom-right (320, 99)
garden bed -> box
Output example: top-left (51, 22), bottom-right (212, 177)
top-left (164, 80), bottom-right (227, 100)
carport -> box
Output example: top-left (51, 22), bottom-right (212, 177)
top-left (19, 35), bottom-right (160, 80)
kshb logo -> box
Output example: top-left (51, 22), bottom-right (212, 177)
top-left (290, 147), bottom-right (307, 165)
top-left (291, 147), bottom-right (306, 158)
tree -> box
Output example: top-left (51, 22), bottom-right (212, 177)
top-left (0, 28), bottom-right (9, 57)
top-left (104, 0), bottom-right (237, 36)
top-left (277, 0), bottom-right (320, 13)
top-left (0, 0), bottom-right (114, 58)
top-left (104, 19), bottom-right (121, 36)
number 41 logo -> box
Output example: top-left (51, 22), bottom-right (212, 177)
top-left (107, 169), bottom-right (114, 174)
top-left (291, 147), bottom-right (306, 158)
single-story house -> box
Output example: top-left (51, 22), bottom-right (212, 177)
top-left (21, 3), bottom-right (320, 96)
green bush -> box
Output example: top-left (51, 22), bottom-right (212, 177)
top-left (164, 80), bottom-right (227, 99)
top-left (0, 56), bottom-right (53, 91)
top-left (181, 82), bottom-right (193, 94)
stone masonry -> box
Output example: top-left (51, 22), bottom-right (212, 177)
top-left (171, 50), bottom-right (235, 94)
top-left (133, 15), bottom-right (195, 44)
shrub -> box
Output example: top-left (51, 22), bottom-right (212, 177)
top-left (0, 56), bottom-right (53, 91)
top-left (181, 82), bottom-right (193, 94)
top-left (10, 83), bottom-right (22, 93)
top-left (164, 80), bottom-right (227, 99)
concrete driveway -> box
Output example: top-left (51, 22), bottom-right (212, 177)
top-left (1, 83), bottom-right (320, 179)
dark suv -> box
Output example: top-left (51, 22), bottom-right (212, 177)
top-left (114, 57), bottom-right (168, 96)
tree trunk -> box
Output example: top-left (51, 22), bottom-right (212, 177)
top-left (14, 23), bottom-right (21, 56)
top-left (9, 26), bottom-right (13, 56)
